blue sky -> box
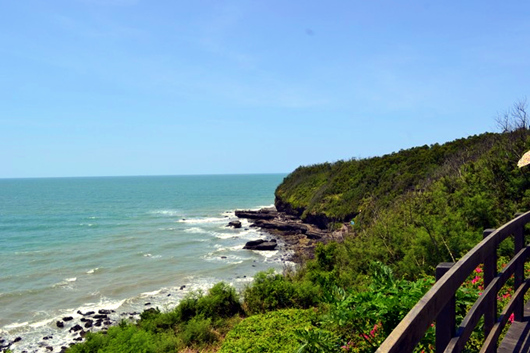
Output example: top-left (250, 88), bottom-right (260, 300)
top-left (2, 1), bottom-right (530, 178)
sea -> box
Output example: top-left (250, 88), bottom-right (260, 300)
top-left (0, 174), bottom-right (288, 352)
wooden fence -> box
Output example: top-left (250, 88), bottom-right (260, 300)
top-left (376, 211), bottom-right (530, 353)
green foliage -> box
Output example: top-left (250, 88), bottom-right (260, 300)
top-left (67, 324), bottom-right (158, 353)
top-left (220, 309), bottom-right (324, 353)
top-left (179, 316), bottom-right (217, 347)
top-left (68, 282), bottom-right (242, 352)
top-left (243, 269), bottom-right (320, 314)
top-left (277, 130), bottom-right (530, 280)
top-left (318, 262), bottom-right (435, 352)
top-left (295, 327), bottom-right (342, 353)
top-left (176, 281), bottom-right (242, 322)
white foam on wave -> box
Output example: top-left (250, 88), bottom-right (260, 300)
top-left (149, 209), bottom-right (181, 217)
top-left (52, 277), bottom-right (77, 288)
top-left (75, 297), bottom-right (127, 314)
top-left (250, 204), bottom-right (275, 211)
top-left (184, 227), bottom-right (205, 234)
top-left (87, 268), bottom-right (99, 274)
top-left (29, 318), bottom-right (54, 328)
top-left (178, 217), bottom-right (226, 224)
top-left (211, 232), bottom-right (237, 239)
top-left (143, 253), bottom-right (162, 259)
top-left (254, 250), bottom-right (279, 259)
top-left (141, 289), bottom-right (162, 297)
top-left (4, 321), bottom-right (29, 329)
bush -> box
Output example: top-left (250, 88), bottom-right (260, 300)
top-left (176, 281), bottom-right (242, 322)
top-left (179, 316), bottom-right (218, 347)
top-left (243, 269), bottom-right (320, 314)
top-left (220, 309), bottom-right (324, 353)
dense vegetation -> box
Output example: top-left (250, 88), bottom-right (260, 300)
top-left (67, 105), bottom-right (530, 352)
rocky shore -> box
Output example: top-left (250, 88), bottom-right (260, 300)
top-left (235, 207), bottom-right (349, 263)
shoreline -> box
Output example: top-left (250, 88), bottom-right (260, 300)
top-left (0, 218), bottom-right (295, 353)
top-left (235, 207), bottom-right (349, 263)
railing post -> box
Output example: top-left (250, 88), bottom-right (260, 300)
top-left (483, 228), bottom-right (496, 352)
top-left (436, 262), bottom-right (455, 352)
top-left (514, 213), bottom-right (524, 322)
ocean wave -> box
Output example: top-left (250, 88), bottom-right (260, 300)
top-left (86, 268), bottom-right (99, 274)
top-left (4, 321), bottom-right (29, 329)
top-left (149, 209), bottom-right (181, 217)
top-left (177, 216), bottom-right (227, 224)
top-left (143, 253), bottom-right (162, 259)
top-left (52, 277), bottom-right (77, 288)
top-left (183, 227), bottom-right (205, 234)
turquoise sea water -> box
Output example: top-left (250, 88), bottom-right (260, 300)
top-left (0, 174), bottom-right (287, 352)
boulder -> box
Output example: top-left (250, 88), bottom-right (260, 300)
top-left (243, 239), bottom-right (277, 251)
top-left (69, 324), bottom-right (83, 333)
top-left (235, 209), bottom-right (278, 220)
top-left (228, 220), bottom-right (242, 228)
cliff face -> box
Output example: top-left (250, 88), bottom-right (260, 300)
top-left (273, 133), bottom-right (501, 230)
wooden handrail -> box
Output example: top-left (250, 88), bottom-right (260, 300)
top-left (376, 211), bottom-right (530, 353)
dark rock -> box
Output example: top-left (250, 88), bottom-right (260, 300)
top-left (95, 320), bottom-right (103, 327)
top-left (61, 347), bottom-right (68, 353)
top-left (243, 239), bottom-right (277, 250)
top-left (43, 336), bottom-right (52, 340)
top-left (228, 220), bottom-right (242, 228)
top-left (145, 302), bottom-right (151, 306)
top-left (235, 209), bottom-right (278, 220)
top-left (62, 316), bottom-right (73, 321)
top-left (167, 294), bottom-right (171, 296)
top-left (56, 321), bottom-right (64, 328)
top-left (180, 285), bottom-right (186, 290)
top-left (73, 337), bottom-right (83, 342)
top-left (84, 311), bottom-right (95, 316)
top-left (243, 239), bottom-right (265, 247)
top-left (93, 314), bottom-right (108, 319)
top-left (46, 346), bottom-right (53, 351)
top-left (84, 320), bottom-right (93, 328)
top-left (305, 230), bottom-right (324, 239)
top-left (14, 337), bottom-right (22, 343)
top-left (252, 219), bottom-right (308, 233)
top-left (98, 309), bottom-right (112, 315)
top-left (80, 330), bottom-right (88, 338)
top-left (69, 324), bottom-right (83, 332)
top-left (220, 256), bottom-right (227, 259)
top-left (80, 318), bottom-right (89, 322)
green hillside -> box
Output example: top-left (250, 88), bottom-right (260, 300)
top-left (277, 128), bottom-right (530, 278)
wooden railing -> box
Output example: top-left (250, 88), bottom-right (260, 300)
top-left (376, 211), bottom-right (530, 353)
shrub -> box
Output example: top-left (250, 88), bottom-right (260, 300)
top-left (176, 282), bottom-right (242, 322)
top-left (220, 309), bottom-right (323, 353)
top-left (179, 316), bottom-right (218, 347)
top-left (243, 269), bottom-right (320, 314)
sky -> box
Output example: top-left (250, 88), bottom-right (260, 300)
top-left (2, 1), bottom-right (530, 178)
